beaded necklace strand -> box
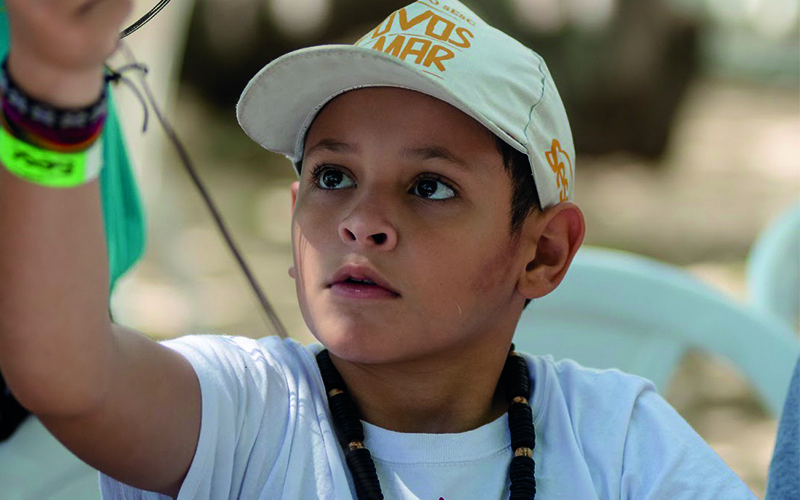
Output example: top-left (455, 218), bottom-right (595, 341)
top-left (316, 344), bottom-right (537, 499)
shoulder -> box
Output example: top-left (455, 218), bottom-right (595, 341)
top-left (521, 353), bottom-right (656, 459)
top-left (522, 353), bottom-right (655, 472)
top-left (159, 334), bottom-right (325, 396)
top-left (162, 334), bottom-right (317, 367)
top-left (521, 353), bottom-right (755, 498)
top-left (522, 353), bottom-right (655, 417)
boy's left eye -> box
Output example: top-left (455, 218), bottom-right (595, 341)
top-left (411, 178), bottom-right (456, 200)
top-left (314, 167), bottom-right (355, 190)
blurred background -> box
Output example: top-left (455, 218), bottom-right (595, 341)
top-left (107, 0), bottom-right (799, 497)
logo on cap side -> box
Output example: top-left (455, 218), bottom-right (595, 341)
top-left (354, 1), bottom-right (476, 78)
top-left (545, 139), bottom-right (573, 202)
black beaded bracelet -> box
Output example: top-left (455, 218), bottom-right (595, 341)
top-left (0, 57), bottom-right (108, 131)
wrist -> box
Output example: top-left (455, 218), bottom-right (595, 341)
top-left (0, 53), bottom-right (108, 189)
top-left (6, 48), bottom-right (105, 109)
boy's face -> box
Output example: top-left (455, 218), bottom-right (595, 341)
top-left (291, 87), bottom-right (531, 363)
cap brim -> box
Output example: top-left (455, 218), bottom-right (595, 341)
top-left (236, 44), bottom-right (521, 174)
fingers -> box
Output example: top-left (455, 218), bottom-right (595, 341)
top-left (5, 0), bottom-right (132, 73)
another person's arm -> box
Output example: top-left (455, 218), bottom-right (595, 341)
top-left (0, 2), bottom-right (200, 497)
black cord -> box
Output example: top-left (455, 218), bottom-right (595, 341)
top-left (120, 0), bottom-right (174, 39)
top-left (114, 0), bottom-right (289, 338)
top-left (104, 62), bottom-right (150, 132)
top-left (108, 45), bottom-right (289, 340)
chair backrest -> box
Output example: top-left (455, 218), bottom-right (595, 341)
top-left (513, 246), bottom-right (800, 416)
top-left (747, 201), bottom-right (800, 331)
top-left (0, 417), bottom-right (101, 500)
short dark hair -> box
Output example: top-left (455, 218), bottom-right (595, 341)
top-left (492, 134), bottom-right (540, 234)
top-left (491, 134), bottom-right (540, 309)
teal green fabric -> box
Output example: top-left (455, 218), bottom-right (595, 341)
top-left (0, 3), bottom-right (146, 292)
top-left (99, 108), bottom-right (146, 291)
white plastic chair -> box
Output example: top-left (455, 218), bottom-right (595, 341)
top-left (0, 417), bottom-right (100, 500)
top-left (747, 201), bottom-right (800, 331)
top-left (514, 246), bottom-right (800, 417)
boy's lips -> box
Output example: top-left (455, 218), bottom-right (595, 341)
top-left (328, 265), bottom-right (401, 299)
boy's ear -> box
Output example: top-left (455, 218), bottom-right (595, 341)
top-left (290, 181), bottom-right (299, 212)
top-left (517, 202), bottom-right (585, 300)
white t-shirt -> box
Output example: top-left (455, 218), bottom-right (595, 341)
top-left (99, 335), bottom-right (756, 500)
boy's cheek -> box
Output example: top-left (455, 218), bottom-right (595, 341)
top-left (292, 214), bottom-right (324, 264)
top-left (468, 237), bottom-right (520, 298)
top-left (293, 198), bottom-right (336, 243)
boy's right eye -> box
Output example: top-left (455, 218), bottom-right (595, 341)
top-left (313, 166), bottom-right (356, 190)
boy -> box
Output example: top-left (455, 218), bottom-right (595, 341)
top-left (0, 0), bottom-right (757, 499)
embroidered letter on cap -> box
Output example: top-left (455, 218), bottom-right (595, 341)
top-left (545, 139), bottom-right (573, 202)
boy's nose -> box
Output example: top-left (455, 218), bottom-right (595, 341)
top-left (339, 214), bottom-right (398, 251)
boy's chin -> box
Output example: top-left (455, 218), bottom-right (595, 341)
top-left (311, 323), bottom-right (402, 364)
top-left (302, 299), bottom-right (460, 364)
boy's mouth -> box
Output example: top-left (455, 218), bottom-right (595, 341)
top-left (329, 265), bottom-right (400, 299)
top-left (344, 277), bottom-right (377, 285)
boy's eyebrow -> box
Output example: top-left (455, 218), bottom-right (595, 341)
top-left (305, 139), bottom-right (473, 172)
top-left (400, 145), bottom-right (472, 172)
top-left (305, 139), bottom-right (359, 158)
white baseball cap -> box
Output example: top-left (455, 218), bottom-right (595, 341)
top-left (237, 0), bottom-right (575, 208)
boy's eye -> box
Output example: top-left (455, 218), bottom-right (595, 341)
top-left (412, 178), bottom-right (456, 200)
top-left (315, 167), bottom-right (355, 190)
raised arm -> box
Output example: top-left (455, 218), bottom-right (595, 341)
top-left (0, 1), bottom-right (199, 497)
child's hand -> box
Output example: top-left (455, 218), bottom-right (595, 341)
top-left (4, 0), bottom-right (133, 106)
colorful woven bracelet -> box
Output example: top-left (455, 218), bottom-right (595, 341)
top-left (0, 57), bottom-right (107, 187)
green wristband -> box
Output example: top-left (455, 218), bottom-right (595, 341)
top-left (0, 127), bottom-right (102, 188)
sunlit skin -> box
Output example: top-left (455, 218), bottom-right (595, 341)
top-left (289, 87), bottom-right (585, 434)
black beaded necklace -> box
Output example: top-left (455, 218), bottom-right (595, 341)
top-left (316, 344), bottom-right (537, 500)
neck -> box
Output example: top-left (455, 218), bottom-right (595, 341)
top-left (327, 339), bottom-right (513, 434)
